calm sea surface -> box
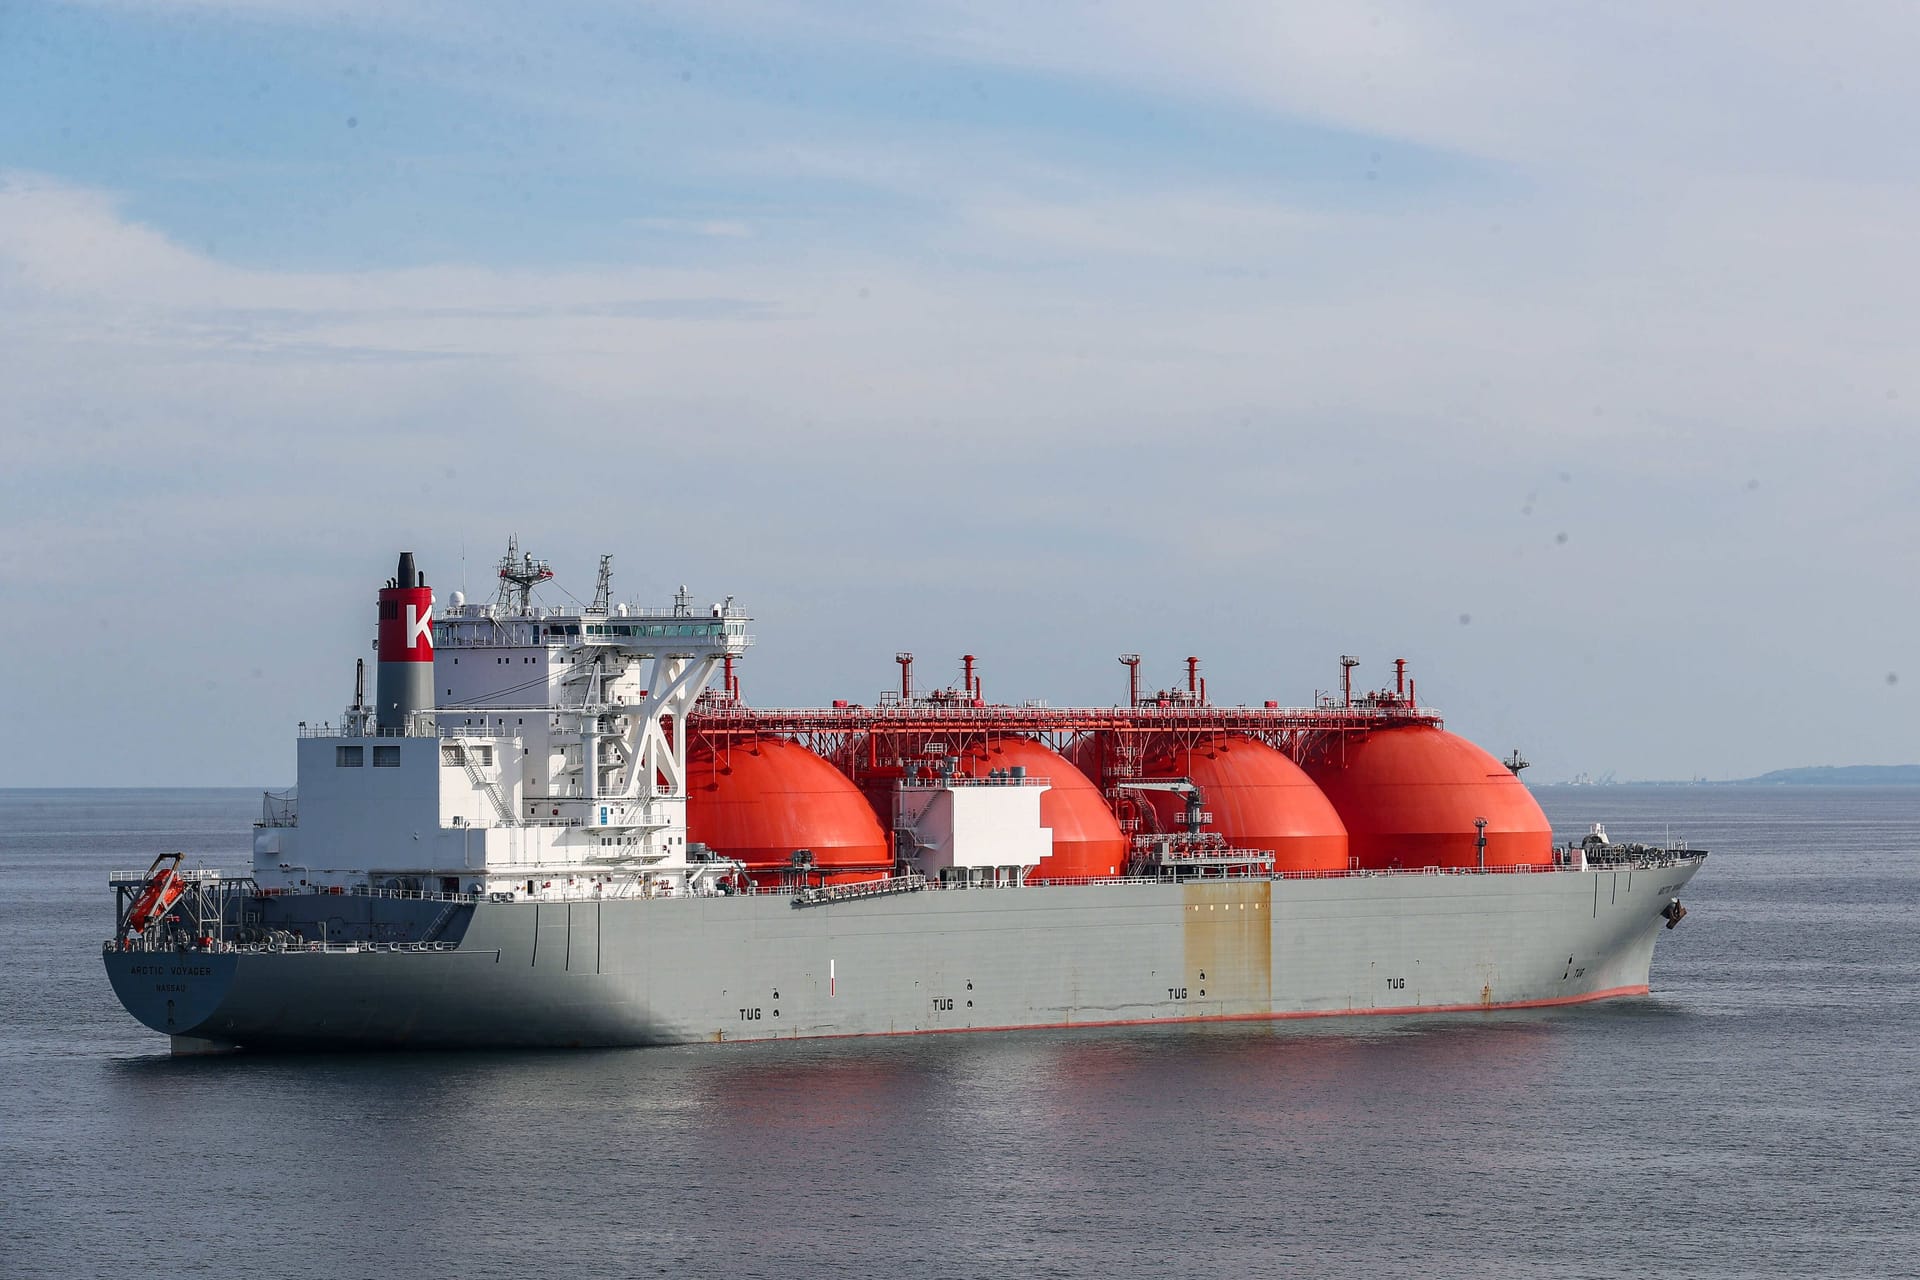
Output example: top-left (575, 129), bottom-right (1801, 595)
top-left (3, 786), bottom-right (1915, 1280)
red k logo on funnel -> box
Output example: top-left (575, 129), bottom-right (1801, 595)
top-left (378, 586), bottom-right (434, 662)
top-left (407, 603), bottom-right (433, 653)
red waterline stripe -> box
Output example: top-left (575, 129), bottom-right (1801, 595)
top-left (782, 984), bottom-right (1653, 1043)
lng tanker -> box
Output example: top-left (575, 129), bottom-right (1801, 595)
top-left (103, 545), bottom-right (1702, 1054)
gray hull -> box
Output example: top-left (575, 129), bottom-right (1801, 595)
top-left (104, 862), bottom-right (1702, 1051)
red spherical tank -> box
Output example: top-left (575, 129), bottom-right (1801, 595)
top-left (955, 738), bottom-right (1129, 879)
top-left (687, 737), bottom-right (892, 883)
top-left (1141, 735), bottom-right (1349, 874)
top-left (1302, 726), bottom-right (1552, 870)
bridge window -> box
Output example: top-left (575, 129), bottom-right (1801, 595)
top-left (373, 746), bottom-right (401, 767)
top-left (336, 746), bottom-right (363, 767)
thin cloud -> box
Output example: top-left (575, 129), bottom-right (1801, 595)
top-left (9, 8), bottom-right (1920, 782)
top-left (631, 217), bottom-right (755, 239)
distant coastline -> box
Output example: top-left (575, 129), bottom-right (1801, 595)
top-left (1542, 764), bottom-right (1920, 788)
top-left (1732, 765), bottom-right (1920, 786)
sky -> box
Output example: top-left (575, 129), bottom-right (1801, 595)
top-left (2, 0), bottom-right (1916, 786)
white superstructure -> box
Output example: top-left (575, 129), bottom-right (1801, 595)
top-left (254, 551), bottom-right (750, 900)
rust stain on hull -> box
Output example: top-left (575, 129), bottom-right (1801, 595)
top-left (1182, 880), bottom-right (1273, 1012)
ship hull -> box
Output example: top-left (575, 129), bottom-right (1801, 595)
top-left (104, 862), bottom-right (1701, 1052)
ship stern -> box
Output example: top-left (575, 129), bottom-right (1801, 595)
top-left (102, 946), bottom-right (241, 1048)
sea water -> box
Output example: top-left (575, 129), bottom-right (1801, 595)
top-left (2, 786), bottom-right (1913, 1279)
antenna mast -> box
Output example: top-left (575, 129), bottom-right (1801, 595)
top-left (590, 555), bottom-right (614, 614)
top-left (494, 534), bottom-right (554, 614)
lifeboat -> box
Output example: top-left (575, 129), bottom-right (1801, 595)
top-left (125, 852), bottom-right (187, 933)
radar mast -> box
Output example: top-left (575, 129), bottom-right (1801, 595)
top-left (494, 534), bottom-right (554, 614)
top-left (590, 555), bottom-right (613, 615)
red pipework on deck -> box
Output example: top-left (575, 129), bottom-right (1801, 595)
top-left (686, 650), bottom-right (1448, 805)
top-left (1394, 658), bottom-right (1406, 700)
top-left (691, 703), bottom-right (1441, 752)
top-left (963, 654), bottom-right (976, 703)
top-left (1186, 656), bottom-right (1200, 696)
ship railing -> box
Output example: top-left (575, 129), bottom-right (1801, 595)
top-left (296, 722), bottom-right (439, 739)
top-left (490, 813), bottom-right (685, 829)
top-left (690, 702), bottom-right (1440, 721)
top-left (510, 880), bottom-right (664, 901)
top-left (242, 940), bottom-right (461, 955)
top-left (348, 885), bottom-right (484, 904)
top-left (1015, 875), bottom-right (1171, 889)
top-left (434, 815), bottom-right (615, 830)
top-left (440, 723), bottom-right (533, 740)
top-left (1576, 846), bottom-right (1706, 870)
top-left (437, 624), bottom-right (749, 647)
top-left (103, 938), bottom-right (472, 956)
top-left (901, 774), bottom-right (1051, 788)
top-left (441, 603), bottom-right (748, 623)
top-left (1272, 864), bottom-right (1537, 880)
top-left (997, 856), bottom-right (1709, 890)
top-left (107, 867), bottom-right (230, 886)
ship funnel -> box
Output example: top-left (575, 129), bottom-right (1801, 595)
top-left (375, 551), bottom-right (435, 731)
